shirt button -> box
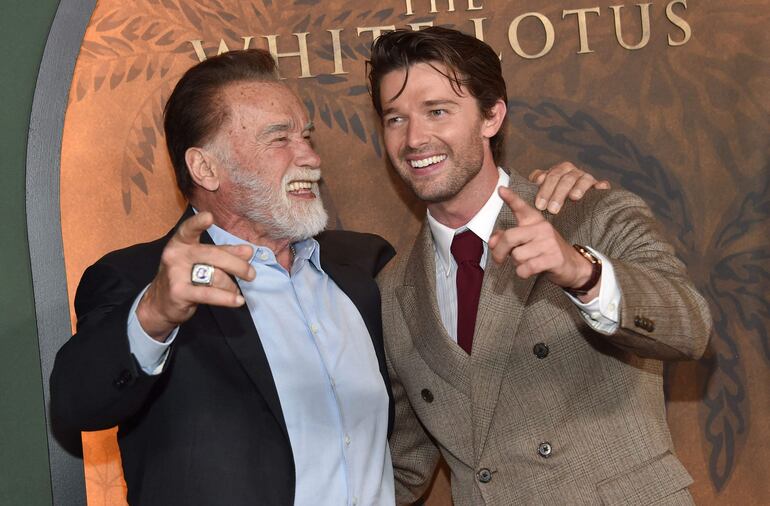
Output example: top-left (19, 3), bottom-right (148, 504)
top-left (607, 303), bottom-right (616, 313)
top-left (330, 377), bottom-right (336, 387)
top-left (344, 435), bottom-right (351, 446)
top-left (352, 498), bottom-right (358, 506)
top-left (590, 311), bottom-right (601, 320)
top-left (310, 323), bottom-right (319, 334)
top-left (259, 251), bottom-right (269, 261)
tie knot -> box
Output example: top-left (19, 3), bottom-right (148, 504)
top-left (451, 230), bottom-right (483, 265)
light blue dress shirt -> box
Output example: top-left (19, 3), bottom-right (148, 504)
top-left (128, 224), bottom-right (394, 506)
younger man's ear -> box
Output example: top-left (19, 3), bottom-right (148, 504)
top-left (481, 99), bottom-right (507, 139)
top-left (185, 147), bottom-right (221, 192)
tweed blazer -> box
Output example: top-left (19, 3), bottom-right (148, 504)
top-left (379, 171), bottom-right (712, 505)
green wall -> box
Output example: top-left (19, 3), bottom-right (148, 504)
top-left (0, 1), bottom-right (62, 504)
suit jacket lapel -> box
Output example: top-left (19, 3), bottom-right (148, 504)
top-left (396, 222), bottom-right (471, 394)
top-left (195, 220), bottom-right (289, 442)
top-left (207, 303), bottom-right (289, 440)
top-left (470, 172), bottom-right (541, 462)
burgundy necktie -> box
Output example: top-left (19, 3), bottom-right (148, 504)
top-left (451, 230), bottom-right (484, 355)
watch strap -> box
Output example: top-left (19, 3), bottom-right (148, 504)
top-left (566, 244), bottom-right (602, 296)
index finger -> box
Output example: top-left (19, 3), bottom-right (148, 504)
top-left (175, 211), bottom-right (215, 245)
top-left (499, 187), bottom-right (543, 226)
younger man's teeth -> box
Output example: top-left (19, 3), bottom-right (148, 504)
top-left (410, 155), bottom-right (446, 168)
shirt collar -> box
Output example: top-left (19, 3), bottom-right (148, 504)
top-left (196, 208), bottom-right (322, 271)
top-left (427, 168), bottom-right (510, 275)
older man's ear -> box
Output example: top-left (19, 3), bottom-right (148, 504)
top-left (186, 146), bottom-right (221, 192)
top-left (528, 161), bottom-right (611, 214)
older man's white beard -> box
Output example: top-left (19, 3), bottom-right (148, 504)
top-left (228, 167), bottom-right (328, 242)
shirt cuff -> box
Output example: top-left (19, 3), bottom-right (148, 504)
top-left (564, 247), bottom-right (621, 335)
top-left (127, 285), bottom-right (178, 375)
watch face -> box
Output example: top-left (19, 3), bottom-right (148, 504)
top-left (574, 245), bottom-right (598, 264)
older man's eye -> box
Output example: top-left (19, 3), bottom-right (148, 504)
top-left (430, 109), bottom-right (447, 117)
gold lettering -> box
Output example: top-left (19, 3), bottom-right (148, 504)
top-left (405, 0), bottom-right (481, 14)
top-left (357, 26), bottom-right (397, 44)
top-left (562, 7), bottom-right (600, 54)
top-left (327, 29), bottom-right (348, 75)
top-left (430, 0), bottom-right (455, 13)
top-left (509, 12), bottom-right (555, 60)
top-left (189, 40), bottom-right (209, 62)
top-left (189, 37), bottom-right (253, 62)
top-left (263, 33), bottom-right (315, 78)
top-left (610, 3), bottom-right (652, 51)
top-left (408, 21), bottom-right (434, 30)
top-left (466, 0), bottom-right (483, 11)
top-left (666, 0), bottom-right (691, 46)
top-left (469, 17), bottom-right (501, 59)
top-left (469, 17), bottom-right (486, 41)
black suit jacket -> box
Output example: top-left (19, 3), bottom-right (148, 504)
top-left (50, 211), bottom-right (396, 505)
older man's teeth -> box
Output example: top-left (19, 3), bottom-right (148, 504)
top-left (409, 155), bottom-right (447, 168)
top-left (286, 181), bottom-right (314, 192)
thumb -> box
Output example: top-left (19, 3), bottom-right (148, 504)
top-left (175, 211), bottom-right (214, 244)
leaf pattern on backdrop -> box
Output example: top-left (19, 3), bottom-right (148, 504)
top-left (74, 0), bottom-right (431, 214)
top-left (68, 0), bottom-right (769, 498)
top-left (703, 168), bottom-right (769, 489)
top-left (508, 99), bottom-right (769, 491)
top-left (120, 81), bottom-right (173, 213)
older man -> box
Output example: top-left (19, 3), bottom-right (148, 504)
top-left (51, 49), bottom-right (397, 506)
top-left (369, 28), bottom-right (712, 505)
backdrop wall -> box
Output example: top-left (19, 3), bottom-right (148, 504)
top-left (22, 0), bottom-right (770, 504)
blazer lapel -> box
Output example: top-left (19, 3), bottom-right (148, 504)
top-left (198, 225), bottom-right (289, 442)
top-left (396, 223), bottom-right (471, 394)
top-left (470, 173), bottom-right (541, 462)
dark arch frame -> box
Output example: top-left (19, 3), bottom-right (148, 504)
top-left (26, 0), bottom-right (96, 504)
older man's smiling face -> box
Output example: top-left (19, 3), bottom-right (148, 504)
top-left (213, 81), bottom-right (328, 241)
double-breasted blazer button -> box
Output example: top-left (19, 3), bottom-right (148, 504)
top-left (537, 442), bottom-right (552, 458)
top-left (533, 342), bottom-right (549, 359)
top-left (421, 389), bottom-right (434, 403)
top-left (477, 468), bottom-right (492, 483)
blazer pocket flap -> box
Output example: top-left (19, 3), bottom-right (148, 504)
top-left (596, 451), bottom-right (693, 505)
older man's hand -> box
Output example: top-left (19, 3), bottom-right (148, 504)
top-left (136, 212), bottom-right (255, 342)
top-left (528, 161), bottom-right (611, 214)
